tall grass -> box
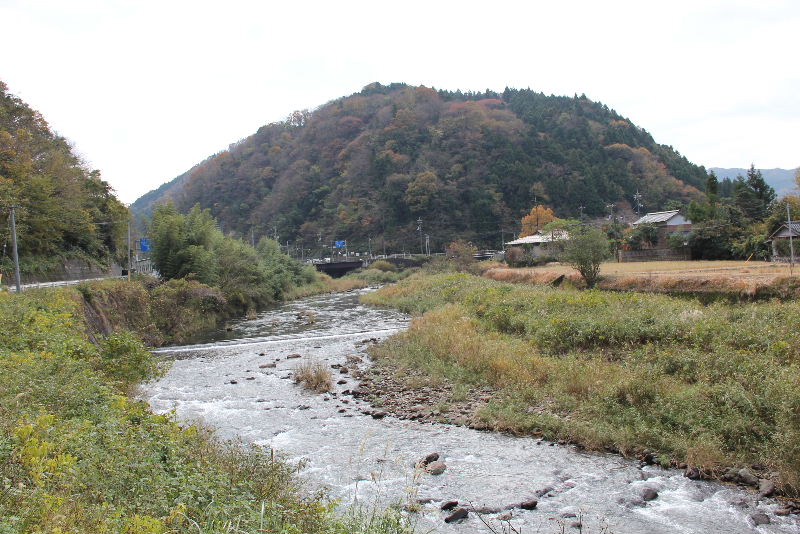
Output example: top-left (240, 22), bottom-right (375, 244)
top-left (294, 359), bottom-right (333, 393)
top-left (365, 272), bottom-right (800, 493)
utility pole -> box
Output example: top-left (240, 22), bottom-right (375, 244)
top-left (368, 237), bottom-right (372, 258)
top-left (633, 191), bottom-right (643, 216)
top-left (127, 220), bottom-right (132, 281)
top-left (788, 204), bottom-right (795, 276)
top-left (425, 234), bottom-right (430, 256)
top-left (416, 217), bottom-right (423, 255)
top-left (1, 206), bottom-right (22, 292)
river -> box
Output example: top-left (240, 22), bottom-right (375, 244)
top-left (142, 288), bottom-right (799, 533)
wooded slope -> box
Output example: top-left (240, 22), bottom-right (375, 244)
top-left (133, 83), bottom-right (707, 251)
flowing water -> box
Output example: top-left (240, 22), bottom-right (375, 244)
top-left (142, 289), bottom-right (799, 533)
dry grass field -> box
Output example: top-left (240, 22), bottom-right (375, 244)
top-left (485, 260), bottom-right (800, 298)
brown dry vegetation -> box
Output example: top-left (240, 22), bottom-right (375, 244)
top-left (293, 359), bottom-right (333, 393)
top-left (485, 260), bottom-right (800, 299)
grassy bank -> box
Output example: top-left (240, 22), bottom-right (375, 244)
top-left (0, 286), bottom-right (411, 534)
top-left (363, 273), bottom-right (800, 494)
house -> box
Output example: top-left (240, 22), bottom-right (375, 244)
top-left (623, 210), bottom-right (692, 262)
top-left (769, 222), bottom-right (800, 261)
top-left (505, 230), bottom-right (568, 258)
top-left (631, 210), bottom-right (692, 248)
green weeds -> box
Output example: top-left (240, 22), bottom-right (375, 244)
top-left (0, 287), bottom-right (413, 534)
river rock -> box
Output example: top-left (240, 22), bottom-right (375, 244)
top-left (339, 367), bottom-right (349, 374)
top-left (337, 379), bottom-right (347, 384)
top-left (287, 353), bottom-right (301, 359)
top-left (440, 500), bottom-right (458, 511)
top-left (228, 380), bottom-right (238, 384)
top-left (496, 511), bottom-right (512, 521)
top-left (444, 508), bottom-right (469, 523)
top-left (246, 376), bottom-right (255, 380)
top-left (750, 513), bottom-right (771, 526)
top-left (371, 410), bottom-right (387, 419)
top-left (426, 460), bottom-right (446, 475)
top-left (519, 499), bottom-right (538, 510)
top-left (758, 479), bottom-right (776, 497)
top-left (641, 488), bottom-right (658, 501)
top-left (259, 363), bottom-right (276, 368)
top-left (684, 466), bottom-right (701, 480)
top-left (738, 468), bottom-right (759, 487)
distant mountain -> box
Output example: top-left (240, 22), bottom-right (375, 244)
top-left (711, 167), bottom-right (797, 198)
top-left (132, 83), bottom-right (708, 253)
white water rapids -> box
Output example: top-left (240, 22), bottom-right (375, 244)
top-left (142, 289), bottom-right (800, 533)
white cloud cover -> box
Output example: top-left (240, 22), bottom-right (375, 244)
top-left (2, 0), bottom-right (798, 203)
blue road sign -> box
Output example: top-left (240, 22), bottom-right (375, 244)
top-left (334, 240), bottom-right (346, 248)
top-left (139, 238), bottom-right (151, 251)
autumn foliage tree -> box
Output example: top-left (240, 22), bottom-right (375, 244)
top-left (520, 205), bottom-right (556, 237)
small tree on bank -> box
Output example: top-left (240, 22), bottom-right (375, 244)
top-left (559, 226), bottom-right (611, 288)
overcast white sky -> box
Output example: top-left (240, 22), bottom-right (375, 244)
top-left (2, 0), bottom-right (798, 203)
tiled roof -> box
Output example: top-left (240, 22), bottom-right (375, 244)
top-left (632, 210), bottom-right (681, 225)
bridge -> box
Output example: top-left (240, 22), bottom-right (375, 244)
top-left (311, 260), bottom-right (365, 278)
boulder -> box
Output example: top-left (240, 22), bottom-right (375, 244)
top-left (426, 460), bottom-right (447, 475)
top-left (738, 468), bottom-right (759, 487)
top-left (641, 488), bottom-right (658, 502)
top-left (371, 411), bottom-right (387, 419)
top-left (496, 511), bottom-right (513, 521)
top-left (758, 479), bottom-right (776, 497)
top-left (444, 508), bottom-right (469, 523)
top-left (287, 353), bottom-right (301, 359)
top-left (750, 513), bottom-right (771, 526)
top-left (519, 499), bottom-right (538, 510)
top-left (684, 467), bottom-right (701, 480)
top-left (440, 500), bottom-right (458, 511)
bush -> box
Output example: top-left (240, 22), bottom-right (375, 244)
top-left (370, 260), bottom-right (397, 272)
top-left (293, 359), bottom-right (332, 393)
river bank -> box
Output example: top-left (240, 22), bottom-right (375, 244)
top-left (142, 288), bottom-right (800, 533)
top-left (361, 272), bottom-right (800, 505)
top-left (0, 283), bottom-right (411, 534)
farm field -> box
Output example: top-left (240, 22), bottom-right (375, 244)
top-left (485, 260), bottom-right (800, 298)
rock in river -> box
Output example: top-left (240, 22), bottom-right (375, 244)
top-left (426, 460), bottom-right (446, 475)
top-left (444, 507), bottom-right (469, 523)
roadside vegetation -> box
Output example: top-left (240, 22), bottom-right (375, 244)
top-left (0, 286), bottom-right (412, 534)
top-left (363, 272), bottom-right (800, 494)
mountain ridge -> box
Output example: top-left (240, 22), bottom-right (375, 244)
top-left (132, 83), bottom-right (708, 252)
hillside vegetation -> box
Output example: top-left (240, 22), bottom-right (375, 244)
top-left (133, 83), bottom-right (706, 252)
top-left (0, 81), bottom-right (128, 275)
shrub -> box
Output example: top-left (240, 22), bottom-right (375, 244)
top-left (293, 359), bottom-right (332, 393)
top-left (371, 260), bottom-right (397, 272)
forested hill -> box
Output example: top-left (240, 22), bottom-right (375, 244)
top-left (0, 81), bottom-right (128, 274)
top-left (132, 83), bottom-right (707, 252)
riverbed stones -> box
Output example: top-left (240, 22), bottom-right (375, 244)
top-left (738, 468), bottom-right (759, 487)
top-left (750, 513), bottom-right (771, 525)
top-left (444, 508), bottom-right (469, 523)
top-left (371, 410), bottom-right (387, 419)
top-left (440, 500), bottom-right (458, 511)
top-left (259, 363), bottom-right (276, 368)
top-left (496, 511), bottom-right (512, 521)
top-left (758, 479), bottom-right (776, 497)
top-left (337, 379), bottom-right (347, 384)
top-left (286, 353), bottom-right (301, 359)
top-left (519, 499), bottom-right (538, 510)
top-left (426, 460), bottom-right (447, 475)
top-left (641, 488), bottom-right (658, 502)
